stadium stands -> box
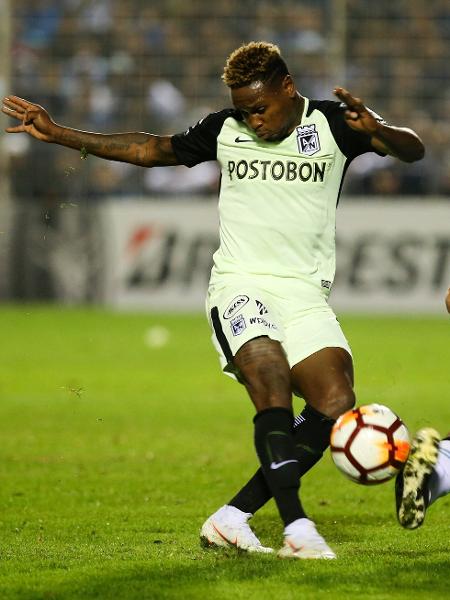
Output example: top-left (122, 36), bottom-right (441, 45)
top-left (6, 0), bottom-right (450, 199)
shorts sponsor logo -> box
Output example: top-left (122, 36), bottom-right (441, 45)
top-left (230, 314), bottom-right (246, 336)
top-left (223, 294), bottom-right (249, 319)
top-left (296, 124), bottom-right (320, 156)
top-left (321, 279), bottom-right (332, 289)
top-left (255, 299), bottom-right (268, 315)
top-left (249, 316), bottom-right (277, 330)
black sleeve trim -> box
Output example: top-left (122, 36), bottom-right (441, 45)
top-left (171, 108), bottom-right (240, 168)
top-left (308, 99), bottom-right (385, 160)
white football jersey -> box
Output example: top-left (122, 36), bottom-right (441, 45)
top-left (171, 98), bottom-right (384, 291)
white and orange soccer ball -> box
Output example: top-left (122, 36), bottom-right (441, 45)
top-left (330, 404), bottom-right (410, 485)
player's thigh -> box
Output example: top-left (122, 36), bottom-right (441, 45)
top-left (284, 310), bottom-right (355, 419)
top-left (291, 347), bottom-right (355, 419)
top-left (234, 336), bottom-right (293, 411)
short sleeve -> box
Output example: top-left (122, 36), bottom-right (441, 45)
top-left (171, 109), bottom-right (237, 167)
top-left (309, 100), bottom-right (386, 160)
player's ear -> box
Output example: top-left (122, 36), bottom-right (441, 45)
top-left (282, 74), bottom-right (296, 98)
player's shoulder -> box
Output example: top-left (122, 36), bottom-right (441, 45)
top-left (305, 99), bottom-right (348, 142)
top-left (185, 108), bottom-right (242, 135)
top-left (171, 108), bottom-right (243, 167)
top-left (172, 108), bottom-right (242, 146)
top-left (306, 98), bottom-right (379, 158)
top-left (307, 99), bottom-right (346, 121)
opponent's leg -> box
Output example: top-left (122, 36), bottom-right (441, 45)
top-left (396, 429), bottom-right (450, 529)
top-left (429, 434), bottom-right (450, 502)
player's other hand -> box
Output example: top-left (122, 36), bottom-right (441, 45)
top-left (333, 87), bottom-right (380, 136)
top-left (445, 288), bottom-right (450, 314)
top-left (2, 96), bottom-right (57, 143)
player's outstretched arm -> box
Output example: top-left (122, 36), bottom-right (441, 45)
top-left (2, 95), bottom-right (179, 167)
top-left (333, 87), bottom-right (425, 163)
top-left (445, 288), bottom-right (450, 314)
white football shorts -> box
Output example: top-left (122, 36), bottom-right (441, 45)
top-left (206, 275), bottom-right (352, 381)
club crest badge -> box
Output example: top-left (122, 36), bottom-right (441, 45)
top-left (296, 124), bottom-right (320, 156)
top-left (230, 314), bottom-right (246, 336)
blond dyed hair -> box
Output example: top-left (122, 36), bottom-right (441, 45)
top-left (222, 41), bottom-right (289, 89)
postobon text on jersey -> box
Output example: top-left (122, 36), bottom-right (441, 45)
top-left (227, 159), bottom-right (327, 182)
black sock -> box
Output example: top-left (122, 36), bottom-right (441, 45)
top-left (293, 404), bottom-right (335, 475)
top-left (252, 407), bottom-right (305, 526)
top-left (229, 404), bottom-right (335, 515)
top-left (228, 467), bottom-right (271, 515)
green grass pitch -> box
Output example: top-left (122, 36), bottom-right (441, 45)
top-left (0, 306), bottom-right (448, 599)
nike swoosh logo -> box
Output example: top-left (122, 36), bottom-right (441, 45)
top-left (235, 136), bottom-right (256, 143)
top-left (212, 523), bottom-right (237, 546)
top-left (270, 459), bottom-right (298, 470)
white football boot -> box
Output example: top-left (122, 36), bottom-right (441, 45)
top-left (200, 505), bottom-right (273, 553)
top-left (278, 518), bottom-right (336, 559)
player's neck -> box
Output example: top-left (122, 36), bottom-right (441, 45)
top-left (295, 93), bottom-right (305, 124)
top-left (287, 93), bottom-right (305, 135)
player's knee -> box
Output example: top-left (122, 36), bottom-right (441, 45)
top-left (244, 358), bottom-right (291, 402)
top-left (321, 385), bottom-right (355, 420)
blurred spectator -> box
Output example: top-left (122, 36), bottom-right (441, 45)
top-left (146, 79), bottom-right (186, 127)
top-left (143, 163), bottom-right (220, 197)
top-left (7, 0), bottom-right (450, 201)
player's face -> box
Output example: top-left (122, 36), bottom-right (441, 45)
top-left (231, 76), bottom-right (300, 142)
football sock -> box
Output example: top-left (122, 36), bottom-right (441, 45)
top-left (253, 407), bottom-right (305, 526)
top-left (229, 404), bottom-right (334, 516)
top-left (228, 469), bottom-right (270, 516)
top-left (293, 404), bottom-right (335, 475)
top-left (428, 439), bottom-right (450, 504)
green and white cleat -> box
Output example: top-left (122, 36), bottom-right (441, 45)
top-left (395, 427), bottom-right (440, 529)
top-left (200, 505), bottom-right (273, 553)
top-left (278, 518), bottom-right (336, 560)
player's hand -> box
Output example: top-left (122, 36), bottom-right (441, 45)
top-left (2, 95), bottom-right (57, 143)
top-left (445, 288), bottom-right (450, 314)
top-left (333, 87), bottom-right (380, 136)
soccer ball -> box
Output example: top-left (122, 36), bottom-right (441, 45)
top-left (330, 404), bottom-right (410, 485)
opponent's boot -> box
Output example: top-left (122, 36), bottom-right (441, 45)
top-left (395, 427), bottom-right (440, 529)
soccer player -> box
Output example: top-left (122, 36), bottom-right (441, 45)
top-left (395, 289), bottom-right (450, 529)
top-left (2, 42), bottom-right (425, 559)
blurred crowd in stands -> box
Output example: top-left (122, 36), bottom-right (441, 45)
top-left (4, 0), bottom-right (450, 202)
